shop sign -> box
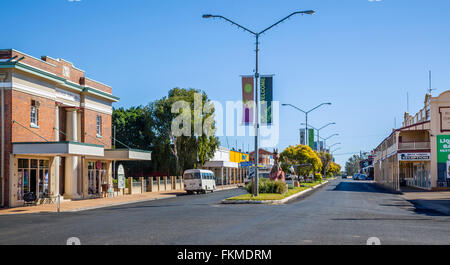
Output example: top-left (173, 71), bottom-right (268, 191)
top-left (117, 164), bottom-right (125, 189)
top-left (398, 153), bottom-right (430, 161)
top-left (437, 135), bottom-right (450, 179)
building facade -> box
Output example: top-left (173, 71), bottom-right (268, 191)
top-left (0, 49), bottom-right (150, 208)
top-left (202, 147), bottom-right (248, 185)
top-left (373, 92), bottom-right (450, 191)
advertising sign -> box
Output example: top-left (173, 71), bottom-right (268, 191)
top-left (398, 153), bottom-right (431, 161)
top-left (260, 76), bottom-right (273, 125)
top-left (242, 76), bottom-right (254, 125)
top-left (437, 135), bottom-right (450, 179)
top-left (117, 164), bottom-right (125, 189)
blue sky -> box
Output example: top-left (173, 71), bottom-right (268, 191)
top-left (2, 0), bottom-right (450, 166)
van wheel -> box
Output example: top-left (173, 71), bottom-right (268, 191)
top-left (186, 191), bottom-right (193, 195)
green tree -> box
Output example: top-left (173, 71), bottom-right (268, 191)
top-left (112, 106), bottom-right (154, 175)
top-left (345, 154), bottom-right (362, 176)
top-left (315, 151), bottom-right (333, 177)
top-left (151, 88), bottom-right (219, 175)
top-left (327, 161), bottom-right (342, 177)
top-left (112, 88), bottom-right (219, 176)
top-left (280, 145), bottom-right (322, 177)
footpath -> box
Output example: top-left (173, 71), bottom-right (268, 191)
top-left (400, 186), bottom-right (450, 216)
top-left (0, 184), bottom-right (241, 215)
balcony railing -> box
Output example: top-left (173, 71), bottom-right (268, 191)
top-left (398, 142), bottom-right (430, 150)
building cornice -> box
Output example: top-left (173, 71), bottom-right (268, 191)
top-left (0, 61), bottom-right (119, 102)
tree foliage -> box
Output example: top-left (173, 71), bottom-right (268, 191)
top-left (151, 88), bottom-right (219, 175)
top-left (279, 145), bottom-right (322, 177)
top-left (327, 162), bottom-right (342, 177)
top-left (315, 151), bottom-right (333, 177)
top-left (112, 88), bottom-right (219, 176)
top-left (345, 154), bottom-right (362, 176)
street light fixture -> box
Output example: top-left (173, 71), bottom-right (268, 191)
top-left (282, 103), bottom-right (332, 148)
top-left (331, 147), bottom-right (342, 154)
top-left (321, 133), bottom-right (339, 151)
top-left (300, 122), bottom-right (335, 150)
top-left (328, 143), bottom-right (342, 149)
top-left (203, 11), bottom-right (315, 197)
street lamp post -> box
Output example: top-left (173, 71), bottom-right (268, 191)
top-left (301, 122), bottom-right (335, 151)
top-left (204, 11), bottom-right (315, 197)
top-left (282, 103), bottom-right (332, 148)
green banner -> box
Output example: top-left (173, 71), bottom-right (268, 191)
top-left (308, 129), bottom-right (314, 149)
top-left (437, 135), bottom-right (450, 163)
top-left (260, 76), bottom-right (273, 125)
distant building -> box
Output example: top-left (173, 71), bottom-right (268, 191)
top-left (249, 149), bottom-right (275, 178)
top-left (202, 147), bottom-right (248, 185)
top-left (373, 92), bottom-right (450, 191)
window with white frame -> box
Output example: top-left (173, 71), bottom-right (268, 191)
top-left (96, 115), bottom-right (102, 137)
top-left (30, 100), bottom-right (39, 127)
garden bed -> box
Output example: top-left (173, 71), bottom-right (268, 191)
top-left (222, 180), bottom-right (327, 204)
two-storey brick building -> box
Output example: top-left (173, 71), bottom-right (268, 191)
top-left (373, 92), bottom-right (450, 191)
top-left (0, 49), bottom-right (151, 208)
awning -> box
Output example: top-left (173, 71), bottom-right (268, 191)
top-left (13, 141), bottom-right (104, 157)
top-left (203, 161), bottom-right (239, 168)
top-left (101, 149), bottom-right (151, 161)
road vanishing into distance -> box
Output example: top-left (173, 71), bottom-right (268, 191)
top-left (0, 179), bottom-right (449, 245)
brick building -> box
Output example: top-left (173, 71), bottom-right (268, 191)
top-left (373, 92), bottom-right (450, 191)
top-left (0, 49), bottom-right (151, 208)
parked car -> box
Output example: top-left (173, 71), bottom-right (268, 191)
top-left (358, 174), bottom-right (367, 180)
top-left (341, 174), bottom-right (347, 179)
top-left (352, 173), bottom-right (360, 180)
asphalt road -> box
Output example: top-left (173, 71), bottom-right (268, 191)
top-left (0, 179), bottom-right (449, 245)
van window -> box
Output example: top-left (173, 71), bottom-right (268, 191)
top-left (184, 173), bottom-right (194, 180)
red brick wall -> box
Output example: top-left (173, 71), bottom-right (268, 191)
top-left (11, 90), bottom-right (56, 142)
top-left (82, 109), bottom-right (111, 149)
top-left (80, 77), bottom-right (112, 94)
top-left (0, 89), bottom-right (12, 207)
top-left (8, 51), bottom-right (112, 94)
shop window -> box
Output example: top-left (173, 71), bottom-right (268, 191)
top-left (96, 115), bottom-right (102, 137)
top-left (17, 158), bottom-right (49, 200)
top-left (30, 100), bottom-right (40, 127)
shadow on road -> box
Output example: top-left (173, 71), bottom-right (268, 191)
top-left (332, 181), bottom-right (393, 194)
top-left (409, 199), bottom-right (450, 216)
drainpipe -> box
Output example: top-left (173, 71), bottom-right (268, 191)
top-left (0, 72), bottom-right (7, 207)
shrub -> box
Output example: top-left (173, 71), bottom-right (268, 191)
top-left (245, 178), bottom-right (288, 194)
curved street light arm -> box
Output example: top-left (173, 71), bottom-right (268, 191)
top-left (318, 122), bottom-right (336, 131)
top-left (324, 133), bottom-right (339, 140)
top-left (259, 10), bottom-right (315, 35)
top-left (206, 15), bottom-right (257, 36)
top-left (282, 103), bottom-right (307, 114)
top-left (307, 102), bottom-right (332, 114)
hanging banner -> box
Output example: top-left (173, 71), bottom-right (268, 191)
top-left (308, 129), bottom-right (315, 149)
top-left (260, 76), bottom-right (273, 125)
top-left (300, 129), bottom-right (306, 145)
top-left (242, 76), bottom-right (254, 125)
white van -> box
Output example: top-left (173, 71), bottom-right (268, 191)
top-left (183, 169), bottom-right (216, 194)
